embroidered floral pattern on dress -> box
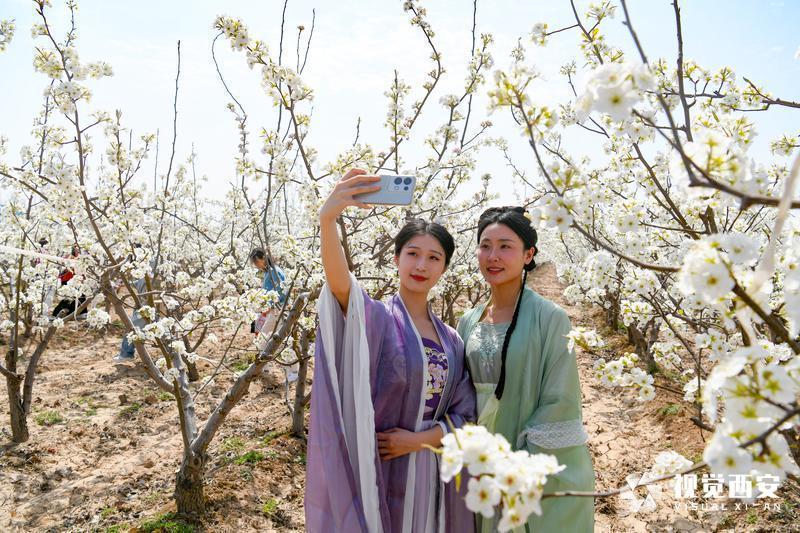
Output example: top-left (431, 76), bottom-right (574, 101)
top-left (470, 321), bottom-right (510, 382)
top-left (422, 338), bottom-right (448, 418)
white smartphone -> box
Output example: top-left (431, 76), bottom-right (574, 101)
top-left (353, 175), bottom-right (417, 205)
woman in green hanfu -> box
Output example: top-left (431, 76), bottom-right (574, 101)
top-left (457, 206), bottom-right (595, 532)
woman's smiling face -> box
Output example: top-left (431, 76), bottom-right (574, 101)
top-left (394, 233), bottom-right (447, 294)
top-left (477, 222), bottom-right (534, 286)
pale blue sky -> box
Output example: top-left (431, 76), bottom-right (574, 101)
top-left (1, 0), bottom-right (798, 200)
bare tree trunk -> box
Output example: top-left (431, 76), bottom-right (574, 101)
top-left (291, 331), bottom-right (310, 438)
top-left (174, 452), bottom-right (206, 517)
top-left (780, 427), bottom-right (800, 469)
top-left (184, 358), bottom-right (200, 382)
top-left (6, 379), bottom-right (29, 443)
top-left (627, 324), bottom-right (657, 371)
top-left (292, 360), bottom-right (309, 437)
top-left (6, 313), bottom-right (30, 442)
top-left (626, 317), bottom-right (661, 373)
top-left (23, 308), bottom-right (33, 339)
top-left (605, 290), bottom-right (621, 330)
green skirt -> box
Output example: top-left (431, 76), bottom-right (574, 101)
top-left (474, 383), bottom-right (595, 533)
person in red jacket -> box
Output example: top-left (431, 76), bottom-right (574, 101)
top-left (51, 245), bottom-right (87, 318)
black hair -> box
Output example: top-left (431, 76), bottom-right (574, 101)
top-left (476, 206), bottom-right (538, 400)
top-left (394, 218), bottom-right (455, 267)
top-left (249, 248), bottom-right (274, 268)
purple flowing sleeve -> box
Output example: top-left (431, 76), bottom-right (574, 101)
top-left (305, 286), bottom-right (391, 533)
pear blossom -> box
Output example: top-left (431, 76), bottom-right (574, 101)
top-left (651, 450), bottom-right (693, 477)
top-left (85, 308), bottom-right (111, 329)
top-left (703, 433), bottom-right (754, 478)
top-left (465, 476), bottom-right (502, 517)
top-left (678, 240), bottom-right (735, 305)
top-left (438, 425), bottom-right (564, 527)
top-left (0, 19), bottom-right (15, 52)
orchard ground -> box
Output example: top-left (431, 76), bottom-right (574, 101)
top-left (1, 262), bottom-right (797, 532)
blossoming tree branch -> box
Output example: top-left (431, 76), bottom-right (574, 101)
top-left (1, 0), bottom-right (799, 528)
top-left (0, 0), bottom-right (498, 519)
top-left (488, 0), bottom-right (800, 509)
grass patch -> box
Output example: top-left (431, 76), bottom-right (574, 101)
top-left (658, 403), bottom-right (681, 417)
top-left (261, 498), bottom-right (289, 526)
top-left (231, 360), bottom-right (250, 372)
top-left (35, 410), bottom-right (63, 426)
top-left (158, 391), bottom-right (175, 402)
top-left (104, 525), bottom-right (127, 533)
top-left (746, 510), bottom-right (758, 524)
top-left (717, 515), bottom-right (734, 529)
top-left (119, 402), bottom-right (142, 418)
top-left (234, 450), bottom-right (265, 465)
top-left (141, 489), bottom-right (169, 506)
top-left (261, 429), bottom-right (286, 445)
top-left (262, 498), bottom-right (279, 516)
top-left (139, 512), bottom-right (195, 533)
top-left (769, 499), bottom-right (797, 522)
top-left (75, 396), bottom-right (102, 417)
top-left (220, 436), bottom-right (247, 454)
top-left (100, 506), bottom-right (115, 519)
top-left (293, 453), bottom-right (306, 465)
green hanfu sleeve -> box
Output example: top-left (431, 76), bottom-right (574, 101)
top-left (518, 307), bottom-right (595, 532)
top-left (517, 308), bottom-right (588, 451)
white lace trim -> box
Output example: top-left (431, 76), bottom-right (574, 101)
top-left (520, 419), bottom-right (588, 450)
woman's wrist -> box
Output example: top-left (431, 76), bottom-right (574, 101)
top-left (318, 205), bottom-right (340, 225)
top-left (417, 426), bottom-right (444, 450)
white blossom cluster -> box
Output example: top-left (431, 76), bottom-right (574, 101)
top-left (6, 0), bottom-right (798, 513)
top-left (575, 63), bottom-right (654, 122)
top-left (439, 425), bottom-right (565, 531)
top-left (485, 1), bottom-right (800, 492)
top-left (0, 19), bottom-right (15, 52)
top-left (565, 326), bottom-right (605, 352)
top-left (593, 352), bottom-right (656, 401)
top-left (650, 450), bottom-right (694, 478)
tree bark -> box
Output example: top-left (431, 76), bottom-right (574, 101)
top-left (780, 426), bottom-right (800, 470)
top-left (292, 360), bottom-right (310, 439)
top-left (291, 360), bottom-right (309, 437)
top-left (7, 380), bottom-right (29, 443)
top-left (184, 359), bottom-right (200, 382)
top-left (174, 452), bottom-right (206, 517)
top-left (291, 331), bottom-right (310, 437)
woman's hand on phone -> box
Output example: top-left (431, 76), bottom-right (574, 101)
top-left (318, 168), bottom-right (381, 223)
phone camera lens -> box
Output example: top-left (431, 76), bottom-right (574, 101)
top-left (403, 177), bottom-right (412, 185)
top-left (394, 177), bottom-right (402, 185)
top-left (404, 186), bottom-right (409, 191)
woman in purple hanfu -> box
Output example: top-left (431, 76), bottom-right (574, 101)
top-left (306, 169), bottom-right (477, 533)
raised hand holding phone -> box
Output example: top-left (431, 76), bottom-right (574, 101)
top-left (318, 168), bottom-right (381, 311)
top-left (353, 175), bottom-right (416, 205)
top-left (318, 168), bottom-right (381, 223)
